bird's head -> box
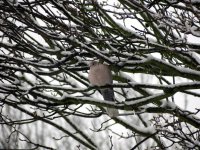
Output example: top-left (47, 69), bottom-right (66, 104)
top-left (89, 61), bottom-right (99, 67)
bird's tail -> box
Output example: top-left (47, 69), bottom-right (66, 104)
top-left (101, 88), bottom-right (119, 117)
top-left (107, 108), bottom-right (119, 118)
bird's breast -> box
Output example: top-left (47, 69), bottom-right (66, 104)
top-left (89, 64), bottom-right (112, 86)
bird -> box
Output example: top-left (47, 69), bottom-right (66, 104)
top-left (88, 61), bottom-right (119, 118)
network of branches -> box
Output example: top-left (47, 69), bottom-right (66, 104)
top-left (0, 0), bottom-right (200, 149)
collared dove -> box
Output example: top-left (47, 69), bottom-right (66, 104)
top-left (88, 61), bottom-right (119, 117)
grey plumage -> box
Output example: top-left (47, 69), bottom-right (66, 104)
top-left (100, 88), bottom-right (114, 102)
top-left (101, 88), bottom-right (119, 117)
top-left (88, 61), bottom-right (119, 117)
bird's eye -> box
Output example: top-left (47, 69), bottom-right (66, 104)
top-left (90, 61), bottom-right (96, 67)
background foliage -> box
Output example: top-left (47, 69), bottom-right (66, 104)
top-left (1, 0), bottom-right (200, 149)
